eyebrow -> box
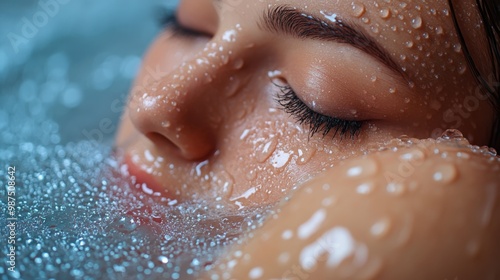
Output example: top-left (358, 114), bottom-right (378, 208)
top-left (260, 6), bottom-right (408, 83)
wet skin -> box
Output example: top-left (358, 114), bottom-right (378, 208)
top-left (207, 139), bottom-right (500, 279)
top-left (115, 0), bottom-right (500, 278)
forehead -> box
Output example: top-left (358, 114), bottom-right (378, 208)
top-left (223, 0), bottom-right (482, 89)
top-left (300, 0), bottom-right (483, 91)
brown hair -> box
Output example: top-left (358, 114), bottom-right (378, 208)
top-left (450, 0), bottom-right (500, 149)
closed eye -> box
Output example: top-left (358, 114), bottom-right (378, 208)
top-left (275, 84), bottom-right (363, 140)
top-left (158, 10), bottom-right (206, 37)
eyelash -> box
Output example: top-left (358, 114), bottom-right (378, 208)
top-left (275, 85), bottom-right (363, 139)
top-left (159, 11), bottom-right (204, 37)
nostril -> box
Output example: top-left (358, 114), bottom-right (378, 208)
top-left (146, 132), bottom-right (179, 152)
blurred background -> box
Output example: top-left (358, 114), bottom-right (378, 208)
top-left (0, 0), bottom-right (178, 147)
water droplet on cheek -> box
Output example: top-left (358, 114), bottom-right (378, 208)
top-left (210, 170), bottom-right (234, 199)
top-left (246, 169), bottom-right (258, 181)
top-left (270, 150), bottom-right (292, 169)
top-left (256, 138), bottom-right (278, 163)
top-left (296, 147), bottom-right (317, 165)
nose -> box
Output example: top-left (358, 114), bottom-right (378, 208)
top-left (128, 38), bottom-right (246, 161)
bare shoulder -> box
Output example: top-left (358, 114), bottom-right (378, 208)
top-left (208, 138), bottom-right (500, 280)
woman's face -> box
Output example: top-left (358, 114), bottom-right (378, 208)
top-left (116, 0), bottom-right (494, 206)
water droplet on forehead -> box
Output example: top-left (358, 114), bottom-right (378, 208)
top-left (379, 8), bottom-right (391, 19)
top-left (435, 26), bottom-right (444, 35)
top-left (351, 2), bottom-right (366, 18)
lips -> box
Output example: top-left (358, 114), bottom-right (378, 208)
top-left (123, 154), bottom-right (179, 202)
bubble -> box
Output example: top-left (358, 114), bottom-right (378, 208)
top-left (0, 141), bottom-right (272, 279)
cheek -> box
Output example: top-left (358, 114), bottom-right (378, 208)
top-left (223, 103), bottom-right (367, 206)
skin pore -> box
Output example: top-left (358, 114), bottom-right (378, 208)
top-left (115, 0), bottom-right (500, 278)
